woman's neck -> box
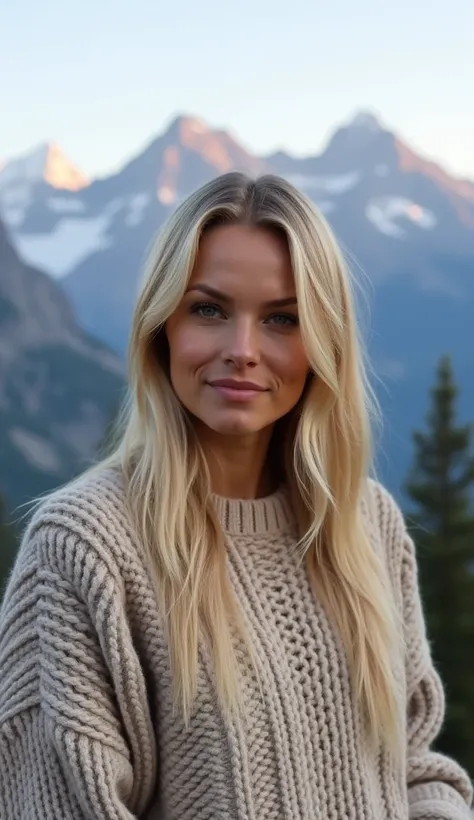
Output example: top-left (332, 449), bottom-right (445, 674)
top-left (197, 424), bottom-right (276, 499)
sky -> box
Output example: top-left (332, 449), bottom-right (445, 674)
top-left (2, 0), bottom-right (474, 180)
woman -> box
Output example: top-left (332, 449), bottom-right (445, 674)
top-left (0, 173), bottom-right (472, 819)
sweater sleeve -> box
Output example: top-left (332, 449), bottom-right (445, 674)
top-left (400, 524), bottom-right (473, 819)
top-left (0, 518), bottom-right (157, 819)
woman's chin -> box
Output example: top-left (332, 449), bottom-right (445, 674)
top-left (203, 411), bottom-right (265, 437)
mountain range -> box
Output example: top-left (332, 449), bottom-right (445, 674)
top-left (0, 110), bottom-right (473, 498)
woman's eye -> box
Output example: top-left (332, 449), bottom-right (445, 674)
top-left (266, 313), bottom-right (299, 327)
top-left (191, 302), bottom-right (223, 319)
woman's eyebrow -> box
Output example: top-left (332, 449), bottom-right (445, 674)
top-left (186, 284), bottom-right (297, 308)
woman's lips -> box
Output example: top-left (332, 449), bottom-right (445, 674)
top-left (207, 379), bottom-right (268, 402)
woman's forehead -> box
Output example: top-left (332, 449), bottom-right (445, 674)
top-left (189, 223), bottom-right (295, 297)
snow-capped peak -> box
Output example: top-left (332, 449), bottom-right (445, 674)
top-left (0, 142), bottom-right (89, 193)
top-left (163, 114), bottom-right (211, 144)
top-left (347, 111), bottom-right (384, 133)
top-left (159, 113), bottom-right (266, 177)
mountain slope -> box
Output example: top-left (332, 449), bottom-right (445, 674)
top-left (0, 219), bottom-right (124, 510)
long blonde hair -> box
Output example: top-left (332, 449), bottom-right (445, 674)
top-left (100, 173), bottom-right (402, 747)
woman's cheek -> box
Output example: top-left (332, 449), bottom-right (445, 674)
top-left (176, 325), bottom-right (218, 367)
top-left (271, 337), bottom-right (302, 375)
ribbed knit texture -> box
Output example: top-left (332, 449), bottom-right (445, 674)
top-left (0, 469), bottom-right (472, 819)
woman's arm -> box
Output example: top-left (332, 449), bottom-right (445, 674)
top-left (401, 528), bottom-right (473, 818)
top-left (0, 517), bottom-right (157, 819)
top-left (367, 480), bottom-right (473, 818)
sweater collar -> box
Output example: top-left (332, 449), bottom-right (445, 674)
top-left (212, 487), bottom-right (296, 536)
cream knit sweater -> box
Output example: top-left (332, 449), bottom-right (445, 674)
top-left (0, 468), bottom-right (472, 820)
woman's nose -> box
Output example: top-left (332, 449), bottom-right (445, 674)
top-left (221, 318), bottom-right (260, 368)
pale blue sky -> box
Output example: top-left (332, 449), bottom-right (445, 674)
top-left (2, 0), bottom-right (473, 179)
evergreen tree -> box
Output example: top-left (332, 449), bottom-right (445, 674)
top-left (405, 356), bottom-right (474, 775)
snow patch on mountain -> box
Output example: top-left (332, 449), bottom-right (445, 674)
top-left (0, 146), bottom-right (49, 190)
top-left (366, 197), bottom-right (437, 238)
top-left (15, 214), bottom-right (114, 278)
top-left (0, 184), bottom-right (31, 227)
top-left (125, 192), bottom-right (151, 226)
top-left (2, 207), bottom-right (26, 228)
top-left (10, 427), bottom-right (63, 472)
top-left (48, 197), bottom-right (86, 213)
top-left (287, 171), bottom-right (361, 194)
top-left (4, 192), bottom-right (152, 277)
top-left (0, 184), bottom-right (30, 206)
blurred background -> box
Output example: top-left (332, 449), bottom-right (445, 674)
top-left (1, 0), bottom-right (473, 780)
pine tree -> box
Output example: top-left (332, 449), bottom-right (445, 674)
top-left (405, 356), bottom-right (474, 775)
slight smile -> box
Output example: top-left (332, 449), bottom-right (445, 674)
top-left (207, 379), bottom-right (269, 402)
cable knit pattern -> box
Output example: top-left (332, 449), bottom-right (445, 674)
top-left (0, 468), bottom-right (472, 819)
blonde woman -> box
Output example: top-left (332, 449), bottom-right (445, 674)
top-left (0, 173), bottom-right (472, 819)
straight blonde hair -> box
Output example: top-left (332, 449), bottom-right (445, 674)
top-left (97, 173), bottom-right (403, 748)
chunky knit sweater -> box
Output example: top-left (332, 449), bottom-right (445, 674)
top-left (0, 469), bottom-right (472, 820)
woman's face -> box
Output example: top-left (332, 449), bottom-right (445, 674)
top-left (165, 223), bottom-right (310, 439)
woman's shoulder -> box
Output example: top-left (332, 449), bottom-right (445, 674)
top-left (0, 466), bottom-right (151, 733)
top-left (362, 478), bottom-right (409, 573)
top-left (364, 477), bottom-right (405, 530)
top-left (30, 463), bottom-right (128, 528)
top-left (21, 464), bottom-right (138, 582)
